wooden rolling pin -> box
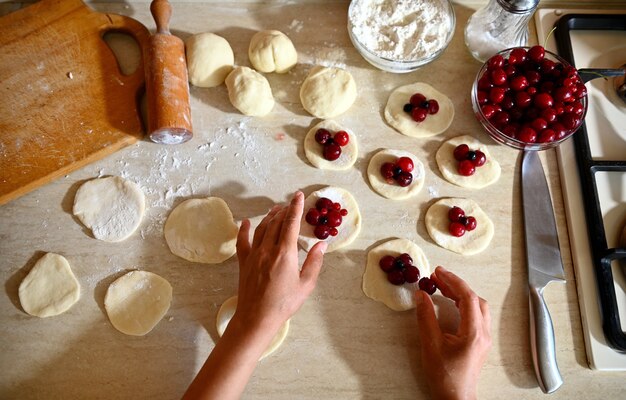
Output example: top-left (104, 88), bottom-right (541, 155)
top-left (144, 0), bottom-right (193, 144)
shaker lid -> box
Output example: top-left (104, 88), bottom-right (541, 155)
top-left (497, 0), bottom-right (539, 13)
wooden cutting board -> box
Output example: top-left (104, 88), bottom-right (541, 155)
top-left (0, 0), bottom-right (150, 205)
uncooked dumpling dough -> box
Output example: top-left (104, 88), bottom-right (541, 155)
top-left (436, 135), bottom-right (501, 189)
top-left (300, 66), bottom-right (357, 119)
top-left (164, 197), bottom-right (238, 264)
top-left (249, 30), bottom-right (297, 73)
top-left (217, 296), bottom-right (290, 360)
top-left (425, 198), bottom-right (494, 255)
top-left (104, 270), bottom-right (172, 336)
top-left (303, 120), bottom-right (358, 170)
top-left (186, 32), bottom-right (234, 88)
top-left (362, 238), bottom-right (431, 311)
top-left (225, 66), bottom-right (275, 116)
top-left (298, 186), bottom-right (361, 253)
top-left (73, 176), bottom-right (145, 242)
top-left (367, 149), bottom-right (425, 200)
top-left (19, 253), bottom-right (80, 318)
top-left (384, 82), bottom-right (454, 137)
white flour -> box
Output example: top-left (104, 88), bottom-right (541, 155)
top-left (349, 0), bottom-right (453, 60)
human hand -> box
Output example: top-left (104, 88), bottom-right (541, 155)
top-left (415, 266), bottom-right (492, 400)
top-left (231, 191), bottom-right (327, 335)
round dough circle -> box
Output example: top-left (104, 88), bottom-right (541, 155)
top-left (225, 66), bottom-right (275, 116)
top-left (303, 120), bottom-right (358, 170)
top-left (73, 176), bottom-right (145, 242)
top-left (436, 135), bottom-right (501, 189)
top-left (425, 198), bottom-right (494, 255)
top-left (164, 197), bottom-right (238, 264)
top-left (19, 253), bottom-right (80, 318)
top-left (186, 32), bottom-right (234, 88)
top-left (298, 186), bottom-right (361, 253)
top-left (362, 238), bottom-right (431, 311)
top-left (248, 30), bottom-right (297, 73)
top-left (384, 82), bottom-right (454, 137)
top-left (300, 66), bottom-right (357, 119)
top-left (216, 296), bottom-right (290, 360)
top-left (104, 270), bottom-right (172, 336)
top-left (367, 149), bottom-right (425, 200)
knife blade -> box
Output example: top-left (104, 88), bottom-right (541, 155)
top-left (521, 150), bottom-right (565, 394)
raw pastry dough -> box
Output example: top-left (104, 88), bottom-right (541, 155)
top-left (367, 149), bottom-right (425, 200)
top-left (384, 82), bottom-right (454, 137)
top-left (248, 30), bottom-right (297, 73)
top-left (436, 135), bottom-right (501, 189)
top-left (425, 198), bottom-right (494, 255)
top-left (300, 66), bottom-right (357, 119)
top-left (104, 270), bottom-right (172, 336)
top-left (303, 120), bottom-right (358, 170)
top-left (164, 197), bottom-right (238, 264)
top-left (73, 176), bottom-right (145, 242)
top-left (362, 238), bottom-right (431, 311)
top-left (225, 66), bottom-right (275, 116)
top-left (19, 253), bottom-right (80, 318)
top-left (298, 186), bottom-right (361, 253)
top-left (186, 32), bottom-right (234, 88)
top-left (216, 296), bottom-right (290, 360)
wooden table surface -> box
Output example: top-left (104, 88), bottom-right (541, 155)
top-left (1, 1), bottom-right (624, 399)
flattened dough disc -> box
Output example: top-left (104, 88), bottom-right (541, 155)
top-left (303, 120), bottom-right (358, 171)
top-left (436, 135), bottom-right (501, 189)
top-left (367, 149), bottom-right (425, 200)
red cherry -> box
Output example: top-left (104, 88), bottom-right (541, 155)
top-left (453, 144), bottom-right (470, 161)
top-left (403, 266), bottom-right (420, 284)
top-left (478, 75), bottom-right (493, 90)
top-left (329, 227), bottom-right (338, 236)
top-left (487, 54), bottom-right (505, 70)
top-left (387, 270), bottom-right (405, 285)
top-left (333, 202), bottom-right (341, 210)
top-left (380, 162), bottom-right (396, 180)
top-left (515, 91), bottom-right (532, 108)
top-left (449, 221), bottom-right (466, 237)
top-left (397, 157), bottom-right (414, 173)
top-left (526, 86), bottom-right (537, 96)
top-left (492, 111), bottom-right (510, 127)
top-left (410, 93), bottom-right (427, 106)
top-left (504, 65), bottom-right (517, 77)
top-left (315, 128), bottom-right (331, 144)
top-left (458, 160), bottom-right (475, 176)
top-left (517, 126), bottom-right (537, 143)
top-left (334, 131), bottom-right (349, 146)
top-left (448, 206), bottom-right (465, 222)
top-left (340, 208), bottom-right (348, 216)
top-left (464, 216), bottom-right (477, 231)
top-left (575, 83), bottom-right (587, 98)
top-left (326, 210), bottom-right (342, 228)
top-left (489, 87), bottom-right (506, 104)
top-left (481, 104), bottom-right (497, 119)
top-left (427, 99), bottom-right (439, 115)
top-left (550, 122), bottom-right (568, 139)
top-left (526, 70), bottom-right (541, 86)
top-left (538, 129), bottom-right (556, 143)
top-left (531, 118), bottom-right (548, 131)
top-left (418, 277), bottom-right (437, 295)
top-left (542, 108), bottom-right (558, 123)
top-left (395, 171), bottom-right (413, 187)
top-left (534, 93), bottom-right (554, 109)
top-left (490, 68), bottom-right (507, 86)
top-left (540, 59), bottom-right (556, 74)
top-left (510, 75), bottom-right (529, 91)
top-left (316, 197), bottom-right (333, 211)
top-left (554, 87), bottom-right (574, 103)
top-left (314, 224), bottom-right (330, 240)
top-left (411, 107), bottom-right (428, 122)
top-left (305, 208), bottom-right (320, 226)
top-left (399, 253), bottom-right (414, 267)
top-left (509, 48), bottom-right (527, 65)
top-left (528, 45), bottom-right (545, 62)
top-left (477, 90), bottom-right (488, 105)
top-left (473, 150), bottom-right (487, 167)
top-left (323, 143), bottom-right (341, 161)
top-left (379, 255), bottom-right (396, 272)
top-left (501, 94), bottom-right (515, 110)
top-left (560, 112), bottom-right (580, 130)
top-left (571, 101), bottom-right (584, 115)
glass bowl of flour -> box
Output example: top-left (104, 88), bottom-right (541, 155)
top-left (348, 0), bottom-right (455, 73)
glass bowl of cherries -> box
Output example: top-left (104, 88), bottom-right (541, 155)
top-left (471, 46), bottom-right (588, 151)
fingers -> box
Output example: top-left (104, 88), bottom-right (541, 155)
top-left (262, 207), bottom-right (288, 247)
top-left (279, 192), bottom-right (305, 248)
top-left (236, 219), bottom-right (251, 264)
top-left (432, 266), bottom-right (483, 337)
top-left (300, 241), bottom-right (327, 292)
top-left (479, 297), bottom-right (491, 334)
top-left (252, 205), bottom-right (281, 248)
top-left (415, 290), bottom-right (442, 344)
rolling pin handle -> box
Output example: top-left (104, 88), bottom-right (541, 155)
top-left (150, 0), bottom-right (172, 35)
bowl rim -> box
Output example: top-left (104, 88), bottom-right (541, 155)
top-left (472, 46), bottom-right (589, 151)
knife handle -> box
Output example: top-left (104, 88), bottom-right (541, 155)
top-left (529, 285), bottom-right (563, 393)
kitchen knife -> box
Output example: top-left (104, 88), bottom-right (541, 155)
top-left (522, 151), bottom-right (565, 394)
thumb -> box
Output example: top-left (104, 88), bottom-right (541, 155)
top-left (300, 241), bottom-right (327, 290)
top-left (415, 291), bottom-right (442, 343)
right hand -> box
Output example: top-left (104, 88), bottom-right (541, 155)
top-left (414, 266), bottom-right (492, 400)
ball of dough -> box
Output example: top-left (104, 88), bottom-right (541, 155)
top-left (186, 32), bottom-right (234, 88)
top-left (362, 238), bottom-right (431, 311)
top-left (300, 66), bottom-right (357, 119)
top-left (303, 120), bottom-right (358, 170)
top-left (217, 296), bottom-right (290, 360)
top-left (384, 82), bottom-right (454, 137)
top-left (248, 30), bottom-right (297, 73)
top-left (298, 186), bottom-right (361, 253)
top-left (73, 176), bottom-right (145, 242)
top-left (436, 135), bottom-right (501, 189)
top-left (367, 149), bottom-right (425, 200)
top-left (164, 197), bottom-right (238, 264)
top-left (104, 270), bottom-right (172, 336)
top-left (225, 66), bottom-right (275, 116)
top-left (19, 253), bottom-right (80, 318)
top-left (425, 198), bottom-right (494, 255)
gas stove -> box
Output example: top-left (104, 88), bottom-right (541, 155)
top-left (535, 8), bottom-right (626, 370)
